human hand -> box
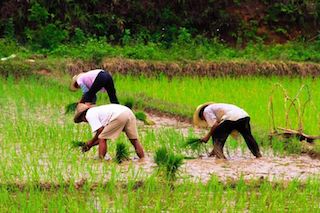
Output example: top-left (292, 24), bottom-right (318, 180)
top-left (81, 144), bottom-right (90, 153)
top-left (201, 137), bottom-right (209, 143)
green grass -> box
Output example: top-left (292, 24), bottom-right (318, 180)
top-left (1, 178), bottom-right (320, 212)
top-left (1, 38), bottom-right (320, 62)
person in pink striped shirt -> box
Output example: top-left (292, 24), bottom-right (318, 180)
top-left (70, 69), bottom-right (119, 104)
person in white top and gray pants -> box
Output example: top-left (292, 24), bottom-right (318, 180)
top-left (74, 103), bottom-right (144, 160)
top-left (193, 102), bottom-right (262, 159)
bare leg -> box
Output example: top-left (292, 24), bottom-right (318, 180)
top-left (212, 138), bottom-right (227, 159)
top-left (129, 139), bottom-right (145, 158)
top-left (98, 139), bottom-right (107, 159)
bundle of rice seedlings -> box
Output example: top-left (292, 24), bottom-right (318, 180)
top-left (65, 102), bottom-right (77, 114)
top-left (115, 142), bottom-right (130, 163)
top-left (135, 111), bottom-right (147, 121)
top-left (135, 111), bottom-right (155, 125)
top-left (71, 140), bottom-right (86, 148)
top-left (124, 99), bottom-right (134, 109)
top-left (166, 153), bottom-right (184, 180)
top-left (183, 137), bottom-right (202, 151)
top-left (154, 147), bottom-right (184, 180)
top-left (154, 147), bottom-right (169, 166)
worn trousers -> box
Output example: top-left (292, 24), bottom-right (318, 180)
top-left (211, 117), bottom-right (262, 159)
top-left (83, 70), bottom-right (119, 104)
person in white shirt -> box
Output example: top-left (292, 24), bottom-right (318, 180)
top-left (74, 103), bottom-right (144, 160)
top-left (193, 102), bottom-right (262, 159)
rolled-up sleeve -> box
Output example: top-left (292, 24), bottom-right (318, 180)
top-left (80, 84), bottom-right (89, 93)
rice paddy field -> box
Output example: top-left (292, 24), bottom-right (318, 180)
top-left (1, 74), bottom-right (320, 212)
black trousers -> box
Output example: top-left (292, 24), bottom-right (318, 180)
top-left (211, 117), bottom-right (261, 159)
top-left (83, 70), bottom-right (119, 104)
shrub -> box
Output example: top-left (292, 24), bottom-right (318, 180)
top-left (73, 28), bottom-right (86, 44)
top-left (26, 24), bottom-right (68, 50)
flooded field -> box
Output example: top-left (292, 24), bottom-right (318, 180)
top-left (1, 75), bottom-right (320, 212)
top-left (128, 113), bottom-right (320, 182)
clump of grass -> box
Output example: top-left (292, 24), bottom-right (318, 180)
top-left (65, 102), bottom-right (77, 114)
top-left (154, 147), bottom-right (168, 166)
top-left (135, 111), bottom-right (155, 125)
top-left (124, 99), bottom-right (134, 109)
top-left (71, 140), bottom-right (86, 148)
top-left (135, 111), bottom-right (147, 121)
top-left (183, 137), bottom-right (202, 150)
top-left (182, 137), bottom-right (208, 155)
top-left (154, 146), bottom-right (184, 180)
top-left (115, 141), bottom-right (130, 163)
top-left (124, 101), bottom-right (133, 109)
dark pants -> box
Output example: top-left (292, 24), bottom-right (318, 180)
top-left (83, 71), bottom-right (119, 104)
top-left (211, 117), bottom-right (262, 159)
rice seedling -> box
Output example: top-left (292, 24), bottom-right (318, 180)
top-left (154, 147), bottom-right (168, 166)
top-left (154, 146), bottom-right (184, 180)
top-left (134, 111), bottom-right (155, 125)
top-left (71, 140), bottom-right (86, 148)
top-left (115, 141), bottom-right (130, 163)
top-left (183, 137), bottom-right (202, 150)
top-left (181, 137), bottom-right (210, 156)
top-left (134, 111), bottom-right (147, 121)
top-left (65, 102), bottom-right (77, 114)
top-left (124, 99), bottom-right (134, 109)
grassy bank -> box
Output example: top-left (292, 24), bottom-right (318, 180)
top-left (1, 38), bottom-right (320, 63)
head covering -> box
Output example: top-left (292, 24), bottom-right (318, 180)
top-left (70, 73), bottom-right (85, 91)
top-left (193, 102), bottom-right (215, 128)
top-left (74, 103), bottom-right (91, 123)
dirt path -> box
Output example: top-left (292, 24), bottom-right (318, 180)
top-left (134, 112), bottom-right (320, 182)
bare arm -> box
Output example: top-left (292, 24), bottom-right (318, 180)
top-left (82, 127), bottom-right (104, 152)
top-left (201, 121), bottom-right (219, 143)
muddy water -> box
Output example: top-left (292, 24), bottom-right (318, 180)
top-left (132, 113), bottom-right (320, 182)
top-left (143, 112), bottom-right (204, 135)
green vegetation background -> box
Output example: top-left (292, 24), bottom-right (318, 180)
top-left (1, 1), bottom-right (320, 62)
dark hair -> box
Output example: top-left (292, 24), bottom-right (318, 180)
top-left (80, 109), bottom-right (89, 120)
top-left (198, 105), bottom-right (208, 120)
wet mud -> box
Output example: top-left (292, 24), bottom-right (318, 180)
top-left (132, 112), bottom-right (320, 182)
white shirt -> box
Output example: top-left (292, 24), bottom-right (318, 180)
top-left (85, 104), bottom-right (130, 133)
top-left (203, 104), bottom-right (249, 127)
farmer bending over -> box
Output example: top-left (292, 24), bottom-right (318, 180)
top-left (193, 102), bottom-right (262, 159)
top-left (70, 69), bottom-right (119, 104)
top-left (74, 103), bottom-right (144, 160)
